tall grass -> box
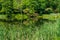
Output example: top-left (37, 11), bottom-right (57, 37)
top-left (0, 19), bottom-right (60, 40)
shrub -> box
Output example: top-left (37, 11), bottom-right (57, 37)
top-left (0, 0), bottom-right (59, 25)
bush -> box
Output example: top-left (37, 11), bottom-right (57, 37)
top-left (21, 0), bottom-right (59, 15)
top-left (0, 0), bottom-right (59, 25)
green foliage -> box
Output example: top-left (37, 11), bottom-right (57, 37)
top-left (0, 18), bottom-right (60, 40)
top-left (21, 0), bottom-right (59, 14)
top-left (0, 0), bottom-right (60, 40)
top-left (0, 2), bottom-right (2, 11)
top-left (0, 0), bottom-right (59, 24)
top-left (15, 14), bottom-right (28, 20)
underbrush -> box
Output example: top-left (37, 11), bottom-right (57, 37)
top-left (0, 19), bottom-right (60, 40)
